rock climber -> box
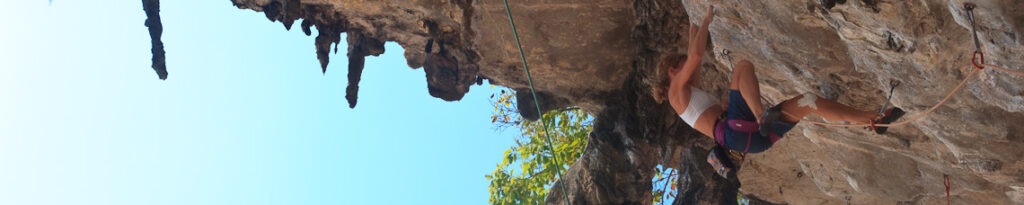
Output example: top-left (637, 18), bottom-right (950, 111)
top-left (658, 5), bottom-right (905, 155)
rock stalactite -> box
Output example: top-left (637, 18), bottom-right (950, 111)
top-left (231, 0), bottom-right (483, 107)
top-left (345, 32), bottom-right (385, 108)
top-left (152, 0), bottom-right (1024, 204)
top-left (141, 0), bottom-right (167, 80)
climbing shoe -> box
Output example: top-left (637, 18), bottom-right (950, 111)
top-left (758, 103), bottom-right (784, 137)
top-left (707, 146), bottom-right (736, 179)
top-left (872, 107), bottom-right (905, 134)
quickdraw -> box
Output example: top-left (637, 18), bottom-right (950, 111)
top-left (965, 3), bottom-right (986, 70)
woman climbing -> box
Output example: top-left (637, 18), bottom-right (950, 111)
top-left (659, 5), bottom-right (905, 155)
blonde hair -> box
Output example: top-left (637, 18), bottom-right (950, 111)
top-left (653, 53), bottom-right (686, 103)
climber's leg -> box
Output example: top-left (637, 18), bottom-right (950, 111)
top-left (729, 60), bottom-right (765, 118)
top-left (778, 93), bottom-right (878, 124)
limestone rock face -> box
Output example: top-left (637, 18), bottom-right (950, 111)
top-left (222, 0), bottom-right (1024, 204)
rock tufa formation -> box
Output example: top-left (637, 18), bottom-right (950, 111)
top-left (152, 0), bottom-right (1024, 204)
top-left (141, 0), bottom-right (168, 80)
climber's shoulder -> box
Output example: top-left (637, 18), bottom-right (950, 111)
top-left (668, 82), bottom-right (692, 115)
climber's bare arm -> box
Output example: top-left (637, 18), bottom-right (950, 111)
top-left (674, 5), bottom-right (715, 90)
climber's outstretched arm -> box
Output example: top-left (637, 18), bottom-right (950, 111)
top-left (673, 5), bottom-right (715, 90)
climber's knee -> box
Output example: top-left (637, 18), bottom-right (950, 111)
top-left (730, 60), bottom-right (755, 90)
top-left (796, 92), bottom-right (819, 110)
top-left (736, 60), bottom-right (754, 71)
top-left (732, 60), bottom-right (755, 76)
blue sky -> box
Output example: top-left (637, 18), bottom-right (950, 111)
top-left (0, 1), bottom-right (517, 204)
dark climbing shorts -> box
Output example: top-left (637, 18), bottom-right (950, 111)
top-left (716, 90), bottom-right (796, 153)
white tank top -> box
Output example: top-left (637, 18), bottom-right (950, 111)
top-left (679, 87), bottom-right (719, 127)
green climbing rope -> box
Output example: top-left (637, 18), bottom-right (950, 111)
top-left (501, 1), bottom-right (572, 204)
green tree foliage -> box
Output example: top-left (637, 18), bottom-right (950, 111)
top-left (484, 87), bottom-right (679, 204)
top-left (486, 87), bottom-right (591, 205)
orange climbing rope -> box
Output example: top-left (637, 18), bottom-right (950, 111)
top-left (981, 62), bottom-right (1024, 77)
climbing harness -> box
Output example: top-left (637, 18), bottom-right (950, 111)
top-left (782, 3), bottom-right (1024, 129)
top-left (501, 1), bottom-right (571, 204)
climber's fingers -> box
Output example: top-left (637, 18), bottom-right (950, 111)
top-left (703, 4), bottom-right (715, 24)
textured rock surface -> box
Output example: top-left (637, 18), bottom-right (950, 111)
top-left (216, 0), bottom-right (1024, 204)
